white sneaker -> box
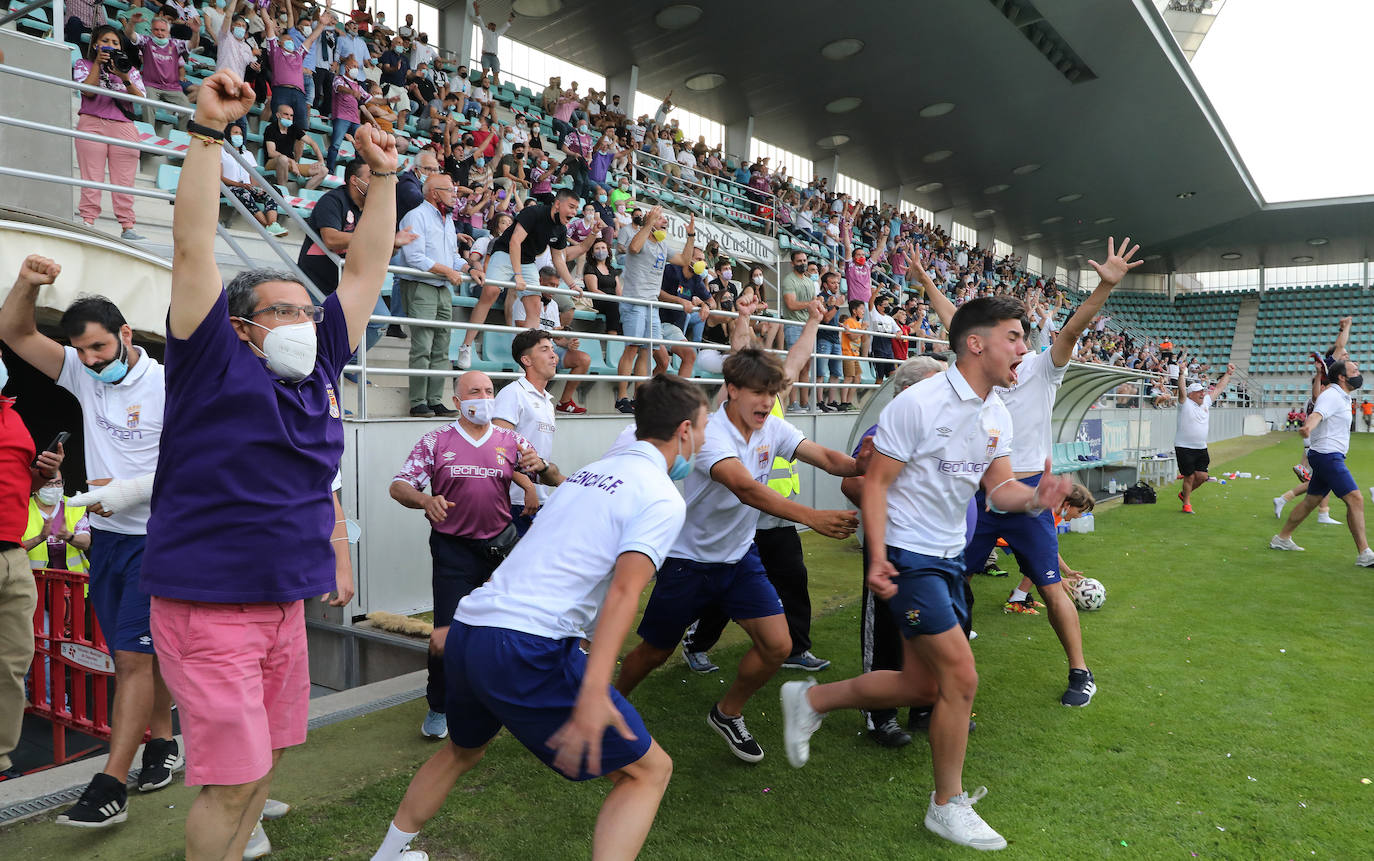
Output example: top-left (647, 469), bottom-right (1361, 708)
top-left (243, 821), bottom-right (271, 860)
top-left (401, 851), bottom-right (429, 860)
top-left (1272, 497), bottom-right (1286, 519)
top-left (1269, 535), bottom-right (1305, 552)
top-left (923, 787), bottom-right (1007, 851)
top-left (1317, 512), bottom-right (1342, 525)
top-left (779, 678), bottom-right (823, 768)
top-left (261, 799), bottom-right (291, 820)
top-left (455, 343), bottom-right (473, 370)
top-left (969, 630), bottom-right (978, 641)
top-left (1358, 548), bottom-right (1374, 568)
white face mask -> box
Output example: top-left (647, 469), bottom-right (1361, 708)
top-left (36, 486), bottom-right (63, 506)
top-left (751, 274), bottom-right (764, 286)
top-left (241, 319), bottom-right (317, 382)
top-left (459, 397), bottom-right (495, 425)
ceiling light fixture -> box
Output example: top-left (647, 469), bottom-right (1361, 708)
top-left (922, 150), bottom-right (953, 163)
top-left (1094, 216), bottom-right (1116, 225)
top-left (1042, 215), bottom-right (1064, 224)
top-left (1079, 237), bottom-right (1101, 246)
top-left (816, 134), bottom-right (850, 148)
top-left (918, 102), bottom-right (955, 118)
top-left (825, 96), bottom-right (862, 114)
top-left (820, 37), bottom-right (864, 60)
top-left (1220, 252), bottom-right (1242, 260)
top-left (1307, 237), bottom-right (1329, 246)
top-left (512, 0), bottom-right (562, 16)
top-left (1022, 232), bottom-right (1043, 240)
top-left (983, 184), bottom-right (1010, 194)
top-left (654, 4), bottom-right (702, 30)
top-left (684, 72), bottom-right (726, 91)
top-left (1176, 191), bottom-right (1196, 199)
top-left (1012, 163), bottom-right (1041, 175)
top-left (973, 209), bottom-right (995, 218)
top-left (914, 181), bottom-right (944, 193)
top-left (1291, 255), bottom-right (1315, 263)
top-left (1057, 193), bottom-right (1083, 203)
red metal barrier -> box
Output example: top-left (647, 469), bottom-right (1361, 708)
top-left (25, 567), bottom-right (116, 766)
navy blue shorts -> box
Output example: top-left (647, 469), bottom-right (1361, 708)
top-left (1307, 450), bottom-right (1358, 500)
top-left (885, 546), bottom-right (969, 638)
top-left (965, 475), bottom-right (1061, 587)
top-left (444, 622), bottom-right (651, 781)
top-left (90, 529), bottom-right (153, 654)
top-left (636, 545), bottom-right (784, 650)
top-left (510, 503), bottom-right (537, 537)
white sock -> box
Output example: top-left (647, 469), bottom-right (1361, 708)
top-left (1009, 588), bottom-right (1029, 603)
top-left (373, 822), bottom-right (420, 860)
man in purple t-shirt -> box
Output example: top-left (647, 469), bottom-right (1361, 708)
top-left (263, 8), bottom-right (331, 134)
top-left (124, 12), bottom-right (198, 128)
top-left (140, 71), bottom-right (399, 860)
top-left (390, 369), bottom-right (539, 742)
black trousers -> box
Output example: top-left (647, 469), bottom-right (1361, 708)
top-left (683, 526), bottom-right (812, 657)
top-left (426, 531), bottom-right (499, 711)
top-left (313, 68), bottom-right (335, 116)
top-left (858, 545), bottom-right (906, 728)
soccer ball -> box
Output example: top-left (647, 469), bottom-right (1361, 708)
top-left (1069, 578), bottom-right (1106, 611)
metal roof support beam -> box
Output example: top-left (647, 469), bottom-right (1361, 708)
top-left (438, 1), bottom-right (475, 70)
top-left (606, 65), bottom-right (639, 118)
top-left (725, 114), bottom-right (752, 164)
top-left (813, 154), bottom-right (839, 187)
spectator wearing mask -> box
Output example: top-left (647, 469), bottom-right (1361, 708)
top-left (327, 57), bottom-right (372, 170)
top-left (390, 370), bottom-right (538, 741)
top-left (311, 11), bottom-right (339, 115)
top-left (298, 159), bottom-right (418, 296)
top-left (262, 9), bottom-right (328, 135)
top-left (582, 237), bottom-right (623, 336)
top-left (660, 244), bottom-right (712, 348)
top-left (814, 272), bottom-right (845, 411)
top-left (0, 387), bottom-right (64, 782)
top-left (140, 80), bottom-right (390, 859)
top-left (336, 18), bottom-right (370, 67)
top-left (221, 128), bottom-right (287, 236)
top-left (614, 208), bottom-right (696, 413)
top-left (511, 269), bottom-right (592, 414)
top-left (123, 12), bottom-right (198, 129)
top-left (378, 37), bottom-right (412, 103)
top-left (23, 476), bottom-right (91, 572)
top-left (839, 300), bottom-right (866, 410)
top-left (397, 174), bottom-right (465, 418)
top-left (561, 120), bottom-right (595, 201)
top-left (263, 103), bottom-right (329, 192)
top-left (397, 12), bottom-right (414, 40)
top-left (493, 143), bottom-right (531, 204)
top-left (73, 25), bottom-right (146, 241)
top-left (493, 329), bottom-right (570, 534)
top-left (868, 296), bottom-right (899, 384)
top-left (410, 33), bottom-right (437, 70)
top-left (0, 257), bottom-right (178, 823)
top-left (473, 1), bottom-right (515, 84)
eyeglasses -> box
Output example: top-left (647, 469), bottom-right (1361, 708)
top-left (249, 303), bottom-right (325, 323)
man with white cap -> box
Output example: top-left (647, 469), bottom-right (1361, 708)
top-left (1175, 351), bottom-right (1234, 514)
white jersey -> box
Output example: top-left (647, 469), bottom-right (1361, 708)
top-left (1310, 385), bottom-right (1353, 455)
top-left (669, 409), bottom-right (804, 564)
top-left (456, 441), bottom-right (685, 640)
top-left (56, 346), bottom-right (164, 534)
top-left (492, 376), bottom-right (555, 505)
top-left (994, 348), bottom-right (1067, 473)
top-left (1175, 394), bottom-right (1212, 450)
top-left (604, 422), bottom-right (638, 457)
top-left (874, 366), bottom-right (1012, 557)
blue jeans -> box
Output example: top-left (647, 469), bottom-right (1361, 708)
top-left (815, 339), bottom-right (842, 379)
top-left (302, 73), bottom-right (315, 110)
top-left (685, 315), bottom-right (705, 343)
top-left (271, 85), bottom-right (310, 136)
top-left (551, 117), bottom-right (573, 145)
top-left (328, 117), bottom-right (359, 171)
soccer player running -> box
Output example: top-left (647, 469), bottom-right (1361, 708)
top-left (914, 237), bottom-right (1141, 706)
top-left (1271, 358), bottom-right (1374, 566)
top-left (369, 377), bottom-right (709, 861)
top-left (779, 295), bottom-right (1073, 852)
top-left (1175, 350), bottom-right (1236, 514)
top-left (614, 347), bottom-right (862, 764)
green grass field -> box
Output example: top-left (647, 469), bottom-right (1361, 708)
top-left (6, 431), bottom-right (1374, 859)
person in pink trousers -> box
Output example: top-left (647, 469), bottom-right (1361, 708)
top-left (73, 25), bottom-right (146, 241)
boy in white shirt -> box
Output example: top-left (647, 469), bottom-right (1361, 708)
top-left (369, 377), bottom-right (709, 861)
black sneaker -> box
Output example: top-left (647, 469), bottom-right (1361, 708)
top-left (428, 403), bottom-right (457, 417)
top-left (0, 765), bottom-right (22, 781)
top-left (707, 705), bottom-right (764, 763)
top-left (908, 708), bottom-right (977, 735)
top-left (1061, 668), bottom-right (1097, 707)
top-left (818, 402), bottom-right (835, 413)
top-left (137, 738), bottom-right (183, 792)
top-left (409, 404), bottom-right (434, 418)
top-left (839, 402), bottom-right (855, 411)
top-left (827, 401), bottom-right (841, 411)
top-left (57, 773), bottom-right (128, 828)
top-left (615, 397), bottom-right (635, 414)
top-left (385, 324), bottom-right (407, 339)
top-left (868, 716), bottom-right (912, 748)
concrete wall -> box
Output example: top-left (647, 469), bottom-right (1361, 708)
top-left (0, 30), bottom-right (74, 222)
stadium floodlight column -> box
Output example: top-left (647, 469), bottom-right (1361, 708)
top-left (725, 115), bottom-right (754, 165)
top-left (931, 208), bottom-right (954, 233)
top-left (606, 66), bottom-right (639, 117)
top-left (879, 185), bottom-right (900, 207)
top-left (437, 1), bottom-right (477, 68)
top-left (812, 154), bottom-right (839, 187)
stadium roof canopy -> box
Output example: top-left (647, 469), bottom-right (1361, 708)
top-left (463, 0), bottom-right (1374, 276)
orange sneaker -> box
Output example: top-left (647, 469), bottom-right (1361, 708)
top-left (1003, 598), bottom-right (1040, 615)
top-left (1182, 503), bottom-right (1194, 514)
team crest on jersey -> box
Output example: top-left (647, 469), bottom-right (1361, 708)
top-left (126, 404), bottom-right (140, 428)
top-left (326, 384), bottom-right (340, 418)
top-left (985, 431), bottom-right (1000, 459)
top-left (905, 609), bottom-right (920, 627)
top-left (757, 445), bottom-right (770, 467)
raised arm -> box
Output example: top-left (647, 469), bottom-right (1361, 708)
top-left (1175, 350), bottom-right (1188, 403)
top-left (336, 125), bottom-right (400, 350)
top-left (666, 213), bottom-right (695, 268)
top-left (1214, 362), bottom-right (1236, 396)
top-left (1052, 236), bottom-right (1141, 367)
top-left (627, 204), bottom-right (660, 255)
top-left (1331, 316), bottom-right (1353, 359)
top-left (781, 299), bottom-right (822, 385)
top-left (0, 256), bottom-right (69, 380)
top-left (302, 9), bottom-right (333, 51)
top-left (910, 256), bottom-right (955, 329)
top-left (170, 70), bottom-right (256, 338)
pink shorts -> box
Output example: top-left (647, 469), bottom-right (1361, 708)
top-left (151, 597), bottom-right (309, 786)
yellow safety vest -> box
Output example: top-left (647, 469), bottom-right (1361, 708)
top-left (24, 498), bottom-right (90, 573)
top-left (767, 398), bottom-right (801, 499)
